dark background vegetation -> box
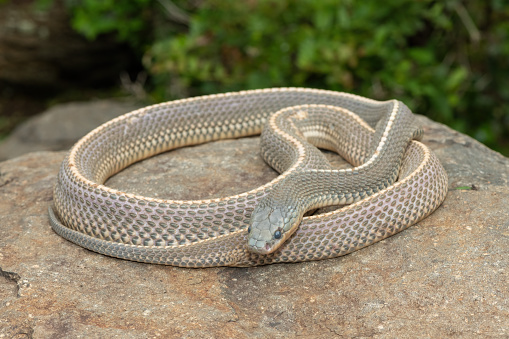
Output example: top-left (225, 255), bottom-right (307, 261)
top-left (1, 0), bottom-right (508, 155)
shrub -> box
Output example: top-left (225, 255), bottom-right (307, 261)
top-left (37, 0), bottom-right (509, 154)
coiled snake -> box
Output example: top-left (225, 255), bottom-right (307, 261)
top-left (49, 88), bottom-right (448, 267)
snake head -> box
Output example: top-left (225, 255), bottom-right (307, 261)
top-left (246, 203), bottom-right (301, 254)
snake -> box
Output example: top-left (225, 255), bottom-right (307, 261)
top-left (48, 88), bottom-right (448, 267)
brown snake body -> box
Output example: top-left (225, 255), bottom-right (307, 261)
top-left (49, 88), bottom-right (448, 267)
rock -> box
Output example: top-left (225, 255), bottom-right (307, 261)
top-left (0, 113), bottom-right (508, 337)
top-left (0, 98), bottom-right (144, 161)
top-left (0, 0), bottom-right (137, 89)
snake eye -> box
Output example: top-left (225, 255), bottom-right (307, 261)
top-left (247, 227), bottom-right (251, 233)
top-left (274, 230), bottom-right (282, 239)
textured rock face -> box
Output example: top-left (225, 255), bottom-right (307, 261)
top-left (0, 0), bottom-right (135, 89)
top-left (0, 113), bottom-right (508, 337)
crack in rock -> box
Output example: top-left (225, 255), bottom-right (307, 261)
top-left (0, 267), bottom-right (29, 297)
top-left (0, 170), bottom-right (16, 187)
top-left (5, 325), bottom-right (34, 339)
top-left (14, 327), bottom-right (34, 339)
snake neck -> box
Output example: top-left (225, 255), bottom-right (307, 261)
top-left (246, 102), bottom-right (418, 255)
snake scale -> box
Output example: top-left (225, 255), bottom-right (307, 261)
top-left (49, 88), bottom-right (448, 267)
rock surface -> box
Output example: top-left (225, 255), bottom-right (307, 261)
top-left (0, 113), bottom-right (508, 338)
top-left (0, 98), bottom-right (143, 161)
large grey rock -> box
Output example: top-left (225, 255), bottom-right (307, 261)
top-left (0, 113), bottom-right (508, 338)
top-left (0, 98), bottom-right (143, 161)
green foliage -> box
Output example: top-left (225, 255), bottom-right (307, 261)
top-left (35, 0), bottom-right (154, 49)
top-left (69, 0), bottom-right (153, 47)
top-left (144, 0), bottom-right (508, 153)
top-left (37, 0), bottom-right (509, 154)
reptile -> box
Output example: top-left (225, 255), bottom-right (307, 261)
top-left (48, 88), bottom-right (448, 267)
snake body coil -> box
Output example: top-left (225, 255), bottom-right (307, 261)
top-left (49, 88), bottom-right (448, 267)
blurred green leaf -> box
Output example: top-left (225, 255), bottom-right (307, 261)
top-left (446, 67), bottom-right (468, 91)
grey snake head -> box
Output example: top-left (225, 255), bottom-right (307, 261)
top-left (246, 202), bottom-right (302, 254)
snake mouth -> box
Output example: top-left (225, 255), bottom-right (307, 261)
top-left (247, 238), bottom-right (276, 255)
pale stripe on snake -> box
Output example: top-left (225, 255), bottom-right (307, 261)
top-left (49, 88), bottom-right (448, 267)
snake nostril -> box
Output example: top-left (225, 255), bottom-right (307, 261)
top-left (265, 243), bottom-right (271, 251)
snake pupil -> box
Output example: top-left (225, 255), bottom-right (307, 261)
top-left (274, 230), bottom-right (282, 239)
top-left (247, 227), bottom-right (251, 233)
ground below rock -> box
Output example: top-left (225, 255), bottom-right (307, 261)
top-left (0, 113), bottom-right (507, 338)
